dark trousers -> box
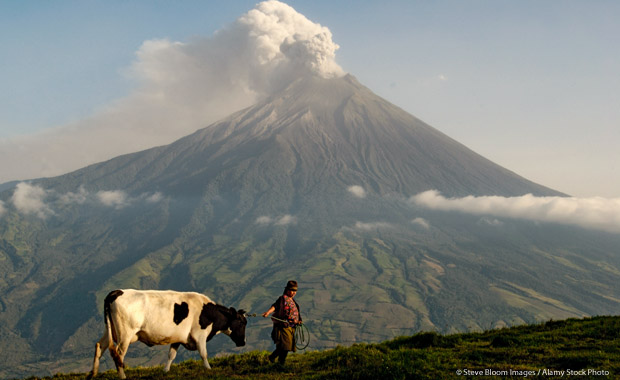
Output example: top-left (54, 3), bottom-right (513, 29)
top-left (270, 325), bottom-right (296, 363)
top-left (268, 347), bottom-right (288, 363)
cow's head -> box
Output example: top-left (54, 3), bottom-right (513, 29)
top-left (226, 307), bottom-right (247, 347)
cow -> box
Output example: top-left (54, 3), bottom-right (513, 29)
top-left (87, 289), bottom-right (247, 379)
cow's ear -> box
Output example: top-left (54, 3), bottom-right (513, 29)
top-left (238, 309), bottom-right (247, 316)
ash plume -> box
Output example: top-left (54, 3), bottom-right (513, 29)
top-left (0, 0), bottom-right (344, 183)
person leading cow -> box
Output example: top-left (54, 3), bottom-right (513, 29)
top-left (262, 280), bottom-right (302, 364)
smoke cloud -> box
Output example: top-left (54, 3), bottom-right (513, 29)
top-left (411, 190), bottom-right (620, 234)
top-left (0, 0), bottom-right (344, 184)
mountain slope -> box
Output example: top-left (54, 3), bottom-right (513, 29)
top-left (1, 74), bottom-right (619, 378)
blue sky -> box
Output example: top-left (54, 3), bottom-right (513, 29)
top-left (1, 0), bottom-right (619, 197)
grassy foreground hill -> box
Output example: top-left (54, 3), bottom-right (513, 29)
top-left (26, 316), bottom-right (619, 380)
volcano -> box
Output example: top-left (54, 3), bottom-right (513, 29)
top-left (1, 73), bottom-right (619, 378)
top-left (45, 74), bottom-right (561, 198)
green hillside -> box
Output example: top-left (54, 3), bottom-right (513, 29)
top-left (29, 316), bottom-right (620, 380)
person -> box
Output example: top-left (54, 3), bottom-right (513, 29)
top-left (262, 280), bottom-right (302, 364)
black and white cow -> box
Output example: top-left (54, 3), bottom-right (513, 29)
top-left (87, 289), bottom-right (247, 379)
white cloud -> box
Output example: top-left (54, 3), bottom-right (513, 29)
top-left (347, 185), bottom-right (366, 198)
top-left (5, 184), bottom-right (163, 217)
top-left (275, 214), bottom-right (297, 226)
top-left (411, 217), bottom-right (430, 229)
top-left (256, 214), bottom-right (297, 226)
top-left (256, 216), bottom-right (274, 225)
top-left (144, 192), bottom-right (164, 203)
top-left (477, 217), bottom-right (504, 227)
top-left (0, 0), bottom-right (345, 184)
top-left (410, 190), bottom-right (620, 234)
top-left (11, 182), bottom-right (54, 218)
top-left (96, 190), bottom-right (129, 209)
top-left (57, 187), bottom-right (162, 208)
top-left (351, 221), bottom-right (393, 231)
top-left (59, 186), bottom-right (89, 205)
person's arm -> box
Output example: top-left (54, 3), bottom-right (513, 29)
top-left (262, 305), bottom-right (275, 318)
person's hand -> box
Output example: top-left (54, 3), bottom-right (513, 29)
top-left (262, 312), bottom-right (269, 318)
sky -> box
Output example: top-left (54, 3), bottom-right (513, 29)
top-left (1, 0), bottom-right (619, 198)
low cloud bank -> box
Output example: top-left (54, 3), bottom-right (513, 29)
top-left (1, 183), bottom-right (163, 219)
top-left (410, 190), bottom-right (620, 234)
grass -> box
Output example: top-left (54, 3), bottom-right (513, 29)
top-left (25, 316), bottom-right (620, 380)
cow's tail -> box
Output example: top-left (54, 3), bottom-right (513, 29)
top-left (104, 290), bottom-right (124, 368)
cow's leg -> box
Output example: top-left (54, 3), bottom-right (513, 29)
top-left (112, 337), bottom-right (132, 380)
top-left (164, 343), bottom-right (181, 372)
top-left (87, 333), bottom-right (109, 379)
top-left (197, 340), bottom-right (212, 370)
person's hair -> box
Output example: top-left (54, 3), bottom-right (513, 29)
top-left (284, 280), bottom-right (298, 291)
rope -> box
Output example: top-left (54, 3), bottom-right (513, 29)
top-left (245, 313), bottom-right (311, 350)
top-left (295, 322), bottom-right (310, 350)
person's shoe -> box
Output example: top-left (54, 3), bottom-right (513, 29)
top-left (268, 352), bottom-right (277, 363)
top-left (278, 353), bottom-right (287, 364)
